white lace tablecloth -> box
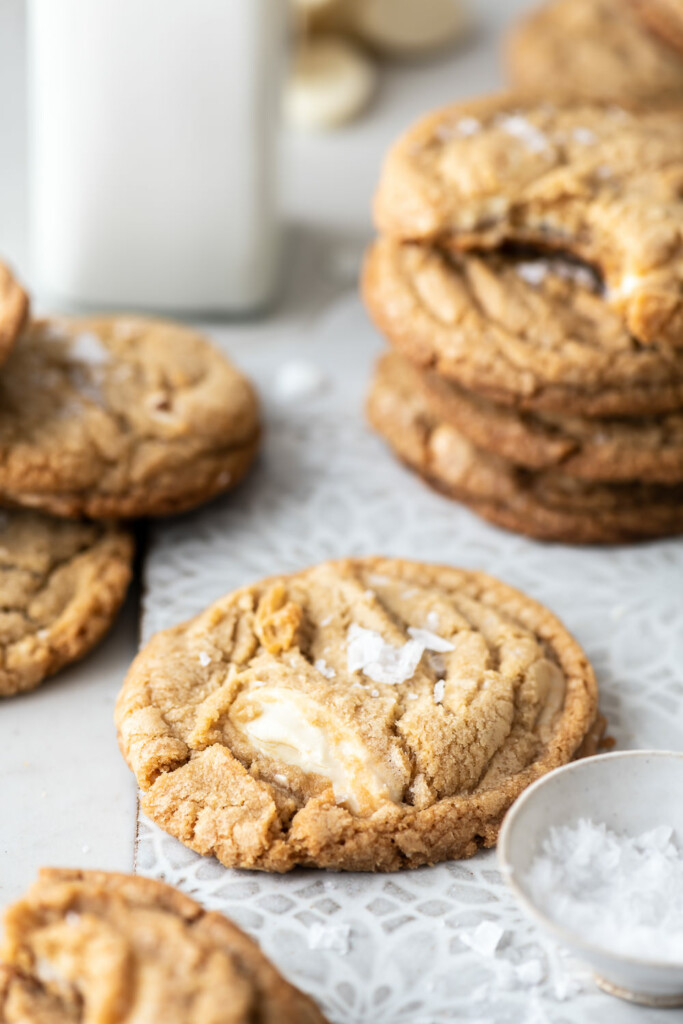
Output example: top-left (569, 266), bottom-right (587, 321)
top-left (138, 293), bottom-right (683, 1024)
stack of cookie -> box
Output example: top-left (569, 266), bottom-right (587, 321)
top-left (506, 0), bottom-right (683, 106)
top-left (364, 94), bottom-right (683, 544)
top-left (0, 265), bottom-right (260, 698)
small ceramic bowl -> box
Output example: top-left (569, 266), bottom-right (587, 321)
top-left (498, 750), bottom-right (683, 1007)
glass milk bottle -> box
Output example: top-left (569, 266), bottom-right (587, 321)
top-left (27, 0), bottom-right (285, 314)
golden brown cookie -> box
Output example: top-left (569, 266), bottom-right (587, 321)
top-left (363, 238), bottom-right (683, 418)
top-left (367, 352), bottom-right (683, 544)
top-left (632, 0), bottom-right (683, 56)
top-left (0, 317), bottom-right (260, 519)
top-left (506, 0), bottom-right (683, 104)
top-left (115, 556), bottom-right (601, 872)
top-left (373, 95), bottom-right (683, 348)
top-left (0, 262), bottom-right (29, 369)
top-left (0, 868), bottom-right (327, 1024)
top-left (407, 354), bottom-right (683, 484)
top-left (0, 510), bottom-right (133, 698)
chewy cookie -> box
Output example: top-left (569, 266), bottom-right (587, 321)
top-left (368, 354), bottom-right (683, 544)
top-left (507, 0), bottom-right (683, 104)
top-left (0, 317), bottom-right (260, 519)
top-left (632, 0), bottom-right (683, 57)
top-left (363, 238), bottom-right (683, 418)
top-left (116, 557), bottom-right (601, 872)
top-left (0, 510), bottom-right (133, 697)
top-left (0, 869), bottom-right (327, 1024)
top-left (0, 263), bottom-right (28, 370)
top-left (407, 356), bottom-right (683, 484)
top-left (373, 95), bottom-right (683, 348)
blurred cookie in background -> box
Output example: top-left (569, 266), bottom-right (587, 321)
top-left (633, 0), bottom-right (683, 57)
top-left (0, 317), bottom-right (260, 520)
top-left (0, 510), bottom-right (133, 698)
top-left (506, 0), bottom-right (683, 104)
top-left (0, 262), bottom-right (29, 371)
top-left (0, 869), bottom-right (328, 1023)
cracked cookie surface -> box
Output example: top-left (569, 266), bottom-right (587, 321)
top-left (364, 238), bottom-right (683, 417)
top-left (373, 95), bottom-right (683, 348)
top-left (0, 317), bottom-right (260, 519)
top-left (115, 557), bottom-right (600, 872)
top-left (0, 510), bottom-right (133, 697)
top-left (0, 263), bottom-right (29, 370)
top-left (0, 868), bottom-right (327, 1024)
top-left (368, 353), bottom-right (683, 544)
top-left (507, 0), bottom-right (683, 104)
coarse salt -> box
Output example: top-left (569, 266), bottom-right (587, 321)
top-left (433, 680), bottom-right (446, 705)
top-left (197, 652), bottom-right (211, 667)
top-left (435, 116), bottom-right (481, 141)
top-left (517, 257), bottom-right (597, 292)
top-left (460, 920), bottom-right (506, 956)
top-left (456, 116), bottom-right (481, 137)
top-left (346, 624), bottom-right (454, 685)
top-left (407, 627), bottom-right (455, 653)
top-left (315, 658), bottom-right (336, 679)
top-left (572, 127), bottom-right (597, 145)
top-left (426, 610), bottom-right (440, 631)
top-left (516, 262), bottom-right (548, 287)
top-left (524, 819), bottom-right (683, 963)
top-left (69, 331), bottom-right (110, 368)
top-left (498, 114), bottom-right (549, 154)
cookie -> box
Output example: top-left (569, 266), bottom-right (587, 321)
top-left (367, 353), bottom-right (683, 544)
top-left (0, 509), bottom-right (133, 698)
top-left (116, 556), bottom-right (601, 872)
top-left (408, 355), bottom-right (683, 484)
top-left (0, 317), bottom-right (260, 519)
top-left (0, 868), bottom-right (327, 1023)
top-left (363, 238), bottom-right (683, 418)
top-left (0, 262), bottom-right (29, 369)
top-left (506, 0), bottom-right (683, 104)
top-left (632, 0), bottom-right (683, 56)
top-left (373, 95), bottom-right (683, 348)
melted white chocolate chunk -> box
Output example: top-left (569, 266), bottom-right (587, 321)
top-left (231, 686), bottom-right (404, 813)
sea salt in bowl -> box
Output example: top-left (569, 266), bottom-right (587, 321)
top-left (498, 750), bottom-right (683, 1007)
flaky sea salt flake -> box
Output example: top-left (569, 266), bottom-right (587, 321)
top-left (499, 114), bottom-right (549, 154)
top-left (347, 624), bottom-right (453, 685)
top-left (407, 627), bottom-right (455, 653)
top-left (517, 262), bottom-right (548, 286)
top-left (460, 921), bottom-right (506, 957)
top-left (70, 331), bottom-right (110, 367)
top-left (315, 658), bottom-right (336, 679)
